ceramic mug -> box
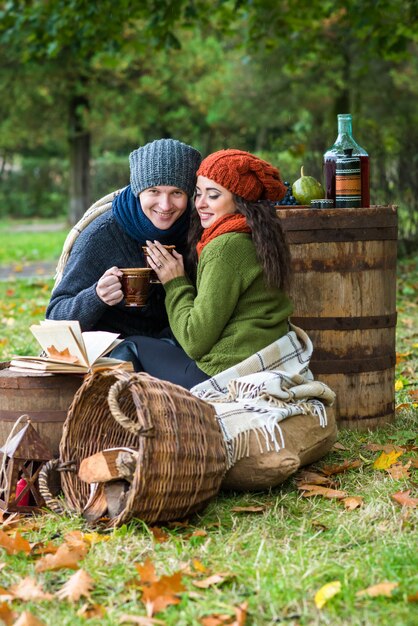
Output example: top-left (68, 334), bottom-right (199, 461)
top-left (142, 245), bottom-right (176, 283)
top-left (120, 268), bottom-right (152, 307)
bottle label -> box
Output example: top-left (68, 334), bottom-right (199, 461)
top-left (335, 156), bottom-right (361, 208)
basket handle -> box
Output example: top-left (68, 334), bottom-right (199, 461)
top-left (107, 376), bottom-right (155, 436)
top-left (38, 459), bottom-right (75, 514)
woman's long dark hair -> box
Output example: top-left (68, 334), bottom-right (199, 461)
top-left (187, 195), bottom-right (292, 292)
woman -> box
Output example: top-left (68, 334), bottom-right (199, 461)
top-left (46, 138), bottom-right (201, 346)
top-left (126, 148), bottom-right (293, 388)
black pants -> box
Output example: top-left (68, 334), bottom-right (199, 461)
top-left (110, 335), bottom-right (209, 390)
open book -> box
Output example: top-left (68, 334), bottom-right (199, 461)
top-left (9, 320), bottom-right (133, 374)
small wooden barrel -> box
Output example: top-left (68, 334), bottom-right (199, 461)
top-left (277, 205), bottom-right (397, 430)
top-left (0, 362), bottom-right (83, 455)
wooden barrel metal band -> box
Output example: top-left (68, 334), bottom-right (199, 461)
top-left (311, 354), bottom-right (396, 374)
top-left (291, 313), bottom-right (397, 331)
top-left (277, 206), bottom-right (398, 231)
top-left (286, 227), bottom-right (397, 244)
top-left (341, 402), bottom-right (395, 422)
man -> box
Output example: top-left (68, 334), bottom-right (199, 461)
top-left (46, 138), bottom-right (201, 344)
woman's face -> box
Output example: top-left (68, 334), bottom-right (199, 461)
top-left (139, 185), bottom-right (188, 230)
top-left (195, 176), bottom-right (236, 228)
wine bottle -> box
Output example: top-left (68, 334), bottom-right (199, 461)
top-left (335, 149), bottom-right (362, 208)
top-left (324, 114), bottom-right (370, 207)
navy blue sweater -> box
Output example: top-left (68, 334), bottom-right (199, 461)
top-left (46, 212), bottom-right (171, 337)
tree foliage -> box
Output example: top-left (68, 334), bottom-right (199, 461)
top-left (0, 0), bottom-right (417, 242)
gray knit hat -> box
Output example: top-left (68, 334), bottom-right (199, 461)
top-left (129, 138), bottom-right (202, 198)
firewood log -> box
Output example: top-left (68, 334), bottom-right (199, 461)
top-left (78, 448), bottom-right (138, 484)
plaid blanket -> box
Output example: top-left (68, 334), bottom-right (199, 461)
top-left (191, 324), bottom-right (336, 468)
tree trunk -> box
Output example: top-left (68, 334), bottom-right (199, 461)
top-left (68, 94), bottom-right (90, 224)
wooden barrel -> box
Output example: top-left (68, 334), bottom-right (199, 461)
top-left (0, 362), bottom-right (83, 455)
top-left (277, 205), bottom-right (397, 430)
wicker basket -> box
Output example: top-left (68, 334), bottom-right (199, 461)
top-left (41, 369), bottom-right (228, 526)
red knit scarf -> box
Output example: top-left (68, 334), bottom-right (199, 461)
top-left (196, 214), bottom-right (251, 258)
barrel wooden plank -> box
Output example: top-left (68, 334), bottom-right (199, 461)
top-left (276, 206), bottom-right (397, 430)
top-left (0, 363), bottom-right (83, 455)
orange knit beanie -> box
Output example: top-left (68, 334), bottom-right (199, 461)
top-left (196, 149), bottom-right (286, 202)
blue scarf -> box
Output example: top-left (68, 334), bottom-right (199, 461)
top-left (112, 185), bottom-right (190, 247)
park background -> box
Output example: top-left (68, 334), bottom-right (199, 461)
top-left (0, 2), bottom-right (417, 626)
top-left (0, 0), bottom-right (417, 250)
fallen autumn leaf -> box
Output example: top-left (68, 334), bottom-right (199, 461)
top-left (356, 581), bottom-right (398, 598)
top-left (298, 484), bottom-right (348, 499)
top-left (8, 577), bottom-right (53, 601)
top-left (314, 580), bottom-right (341, 609)
top-left (56, 569), bottom-right (94, 602)
top-left (12, 610), bottom-right (46, 626)
top-left (343, 496), bottom-right (364, 510)
top-left (35, 541), bottom-right (88, 572)
top-left (192, 573), bottom-right (231, 588)
top-left (141, 571), bottom-right (185, 617)
top-left (0, 530), bottom-right (31, 556)
top-left (373, 450), bottom-right (403, 470)
top-left (0, 601), bottom-right (15, 625)
top-left (321, 459), bottom-right (362, 476)
top-left (391, 490), bottom-right (418, 508)
top-left (386, 461), bottom-right (411, 479)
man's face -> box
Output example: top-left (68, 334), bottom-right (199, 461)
top-left (139, 186), bottom-right (188, 230)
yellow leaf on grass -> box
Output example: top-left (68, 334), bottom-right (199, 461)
top-left (356, 581), bottom-right (398, 598)
top-left (81, 532), bottom-right (111, 545)
top-left (314, 580), bottom-right (341, 609)
top-left (394, 379), bottom-right (404, 391)
top-left (192, 559), bottom-right (207, 573)
top-left (373, 450), bottom-right (403, 470)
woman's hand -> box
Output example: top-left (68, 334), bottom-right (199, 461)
top-left (96, 266), bottom-right (124, 305)
top-left (145, 240), bottom-right (185, 284)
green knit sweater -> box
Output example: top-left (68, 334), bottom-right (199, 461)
top-left (164, 232), bottom-right (293, 376)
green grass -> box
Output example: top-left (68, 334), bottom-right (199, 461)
top-left (0, 414), bottom-right (417, 625)
top-left (0, 224), bottom-right (417, 625)
top-left (0, 221), bottom-right (67, 264)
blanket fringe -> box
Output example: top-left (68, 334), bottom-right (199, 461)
top-left (221, 401), bottom-right (327, 466)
